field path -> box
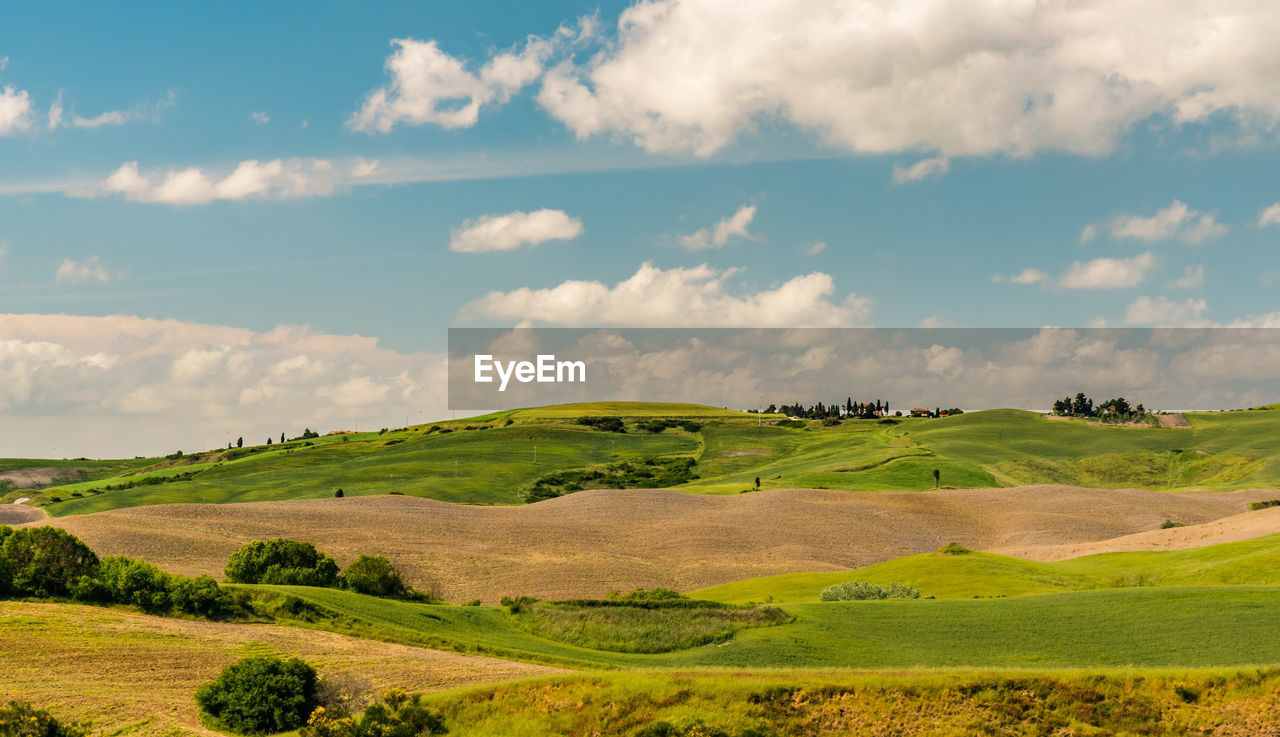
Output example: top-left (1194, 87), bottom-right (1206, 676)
top-left (26, 485), bottom-right (1275, 601)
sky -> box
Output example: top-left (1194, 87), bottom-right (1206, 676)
top-left (2, 0), bottom-right (1280, 456)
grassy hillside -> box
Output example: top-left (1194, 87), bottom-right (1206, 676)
top-left (249, 584), bottom-right (1280, 669)
top-left (22, 403), bottom-right (1280, 516)
top-left (692, 531), bottom-right (1280, 604)
top-left (425, 668), bottom-right (1280, 737)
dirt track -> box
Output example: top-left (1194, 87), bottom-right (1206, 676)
top-left (28, 485), bottom-right (1276, 602)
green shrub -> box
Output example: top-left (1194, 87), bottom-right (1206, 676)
top-left (341, 555), bottom-right (409, 599)
top-left (575, 416), bottom-right (626, 433)
top-left (195, 656), bottom-right (319, 735)
top-left (500, 595), bottom-right (539, 614)
top-left (1160, 519), bottom-right (1187, 529)
top-left (936, 542), bottom-right (972, 555)
top-left (75, 556), bottom-right (172, 614)
top-left (0, 527), bottom-right (98, 598)
top-left (0, 701), bottom-right (86, 737)
top-left (820, 581), bottom-right (921, 601)
top-left (171, 575), bottom-right (237, 619)
top-left (1248, 499), bottom-right (1280, 511)
top-left (224, 539), bottom-right (339, 587)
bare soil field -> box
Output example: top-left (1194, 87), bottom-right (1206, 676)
top-left (0, 601), bottom-right (558, 737)
top-left (0, 502), bottom-right (44, 525)
top-left (1156, 413), bottom-right (1192, 428)
top-left (27, 486), bottom-right (1274, 602)
top-left (995, 505), bottom-right (1280, 560)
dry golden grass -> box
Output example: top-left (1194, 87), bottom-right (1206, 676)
top-left (0, 601), bottom-right (559, 737)
top-left (27, 485), bottom-right (1271, 602)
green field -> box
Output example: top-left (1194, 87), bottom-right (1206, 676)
top-left (692, 532), bottom-right (1280, 603)
top-left (247, 583), bottom-right (1280, 670)
top-left (20, 403), bottom-right (1280, 516)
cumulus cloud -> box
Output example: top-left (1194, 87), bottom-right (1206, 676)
top-left (1259, 203), bottom-right (1280, 227)
top-left (251, 111), bottom-right (270, 125)
top-left (892, 157), bottom-right (949, 184)
top-left (457, 261), bottom-right (872, 327)
top-left (449, 208), bottom-right (584, 252)
top-left (806, 241), bottom-right (827, 255)
top-left (1124, 296), bottom-right (1209, 326)
top-left (1060, 252), bottom-right (1154, 289)
top-left (0, 84), bottom-right (33, 135)
top-left (1168, 265), bottom-right (1205, 289)
top-left (535, 0), bottom-right (1280, 158)
top-left (676, 205), bottom-right (757, 250)
top-left (350, 36), bottom-right (555, 132)
top-left (1083, 200), bottom-right (1228, 245)
top-left (77, 157), bottom-right (380, 205)
top-left (0, 314), bottom-right (446, 457)
top-left (55, 256), bottom-right (111, 285)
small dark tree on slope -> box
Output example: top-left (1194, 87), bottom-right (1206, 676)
top-left (195, 656), bottom-right (319, 735)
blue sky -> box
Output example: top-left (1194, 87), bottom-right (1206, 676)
top-left (2, 1), bottom-right (1279, 454)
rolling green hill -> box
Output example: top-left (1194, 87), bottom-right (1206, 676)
top-left (691, 531), bottom-right (1280, 604)
top-left (15, 402), bottom-right (1280, 516)
top-left (249, 583), bottom-right (1280, 669)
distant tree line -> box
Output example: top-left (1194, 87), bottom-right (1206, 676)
top-left (1052, 392), bottom-right (1149, 422)
top-left (758, 398), bottom-right (894, 419)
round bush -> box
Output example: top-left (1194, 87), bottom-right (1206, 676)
top-left (0, 701), bottom-right (86, 737)
top-left (0, 527), bottom-right (99, 598)
top-left (195, 656), bottom-right (319, 735)
top-left (224, 539), bottom-right (339, 587)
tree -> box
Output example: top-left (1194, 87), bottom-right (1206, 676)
top-left (754, 476), bottom-right (761, 490)
top-left (195, 656), bottom-right (319, 735)
top-left (932, 468), bottom-right (941, 489)
top-left (341, 555), bottom-right (409, 598)
top-left (0, 527), bottom-right (99, 597)
top-left (334, 488), bottom-right (344, 498)
top-left (281, 433), bottom-right (286, 444)
top-left (1071, 392), bottom-right (1093, 417)
top-left (236, 437), bottom-right (244, 449)
top-left (266, 437), bottom-right (272, 445)
top-left (224, 539), bottom-right (339, 587)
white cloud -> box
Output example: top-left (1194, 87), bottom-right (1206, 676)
top-left (892, 157), bottom-right (949, 184)
top-left (1087, 200), bottom-right (1228, 245)
top-left (676, 205), bottom-right (757, 250)
top-left (78, 158), bottom-right (377, 205)
top-left (535, 1), bottom-right (1280, 158)
top-left (1259, 203), bottom-right (1280, 227)
top-left (1060, 251), bottom-right (1154, 289)
top-left (806, 241), bottom-right (827, 255)
top-left (0, 314), bottom-right (446, 457)
top-left (55, 256), bottom-right (111, 285)
top-left (996, 268), bottom-right (1049, 285)
top-left (0, 84), bottom-right (33, 135)
top-left (350, 36), bottom-right (554, 132)
top-left (458, 261), bottom-right (872, 327)
top-left (251, 111), bottom-right (270, 125)
top-left (1168, 265), bottom-right (1205, 289)
top-left (1124, 296), bottom-right (1209, 326)
top-left (449, 209), bottom-right (583, 253)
